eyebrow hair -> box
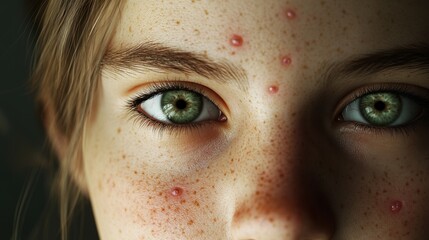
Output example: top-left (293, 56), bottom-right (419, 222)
top-left (337, 43), bottom-right (429, 76)
top-left (101, 42), bottom-right (248, 90)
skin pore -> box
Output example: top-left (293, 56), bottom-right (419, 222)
top-left (78, 0), bottom-right (429, 239)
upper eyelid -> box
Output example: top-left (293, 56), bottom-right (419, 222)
top-left (343, 83), bottom-right (428, 104)
top-left (125, 81), bottom-right (230, 115)
top-left (133, 85), bottom-right (207, 103)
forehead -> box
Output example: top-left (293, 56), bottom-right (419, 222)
top-left (113, 0), bottom-right (429, 49)
top-left (107, 0), bottom-right (429, 94)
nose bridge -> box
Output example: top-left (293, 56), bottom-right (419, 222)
top-left (230, 114), bottom-right (334, 239)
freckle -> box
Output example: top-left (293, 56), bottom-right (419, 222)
top-left (98, 180), bottom-right (103, 191)
top-left (285, 9), bottom-right (297, 20)
top-left (230, 34), bottom-right (243, 47)
top-left (268, 85), bottom-right (279, 94)
top-left (187, 219), bottom-right (194, 225)
top-left (117, 128), bottom-right (121, 134)
top-left (171, 187), bottom-right (184, 197)
top-left (390, 200), bottom-right (403, 213)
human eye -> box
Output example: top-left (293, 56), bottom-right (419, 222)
top-left (127, 82), bottom-right (226, 131)
top-left (338, 83), bottom-right (429, 132)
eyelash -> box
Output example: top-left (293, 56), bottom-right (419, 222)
top-left (337, 83), bottom-right (429, 135)
top-left (126, 82), bottom-right (429, 136)
top-left (126, 81), bottom-right (222, 134)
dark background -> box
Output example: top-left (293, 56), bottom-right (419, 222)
top-left (0, 1), bottom-right (47, 239)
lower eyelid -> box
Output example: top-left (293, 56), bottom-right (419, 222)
top-left (337, 121), bottom-right (418, 136)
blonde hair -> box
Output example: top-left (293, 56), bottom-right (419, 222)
top-left (32, 1), bottom-right (124, 239)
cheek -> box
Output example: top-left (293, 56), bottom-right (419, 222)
top-left (84, 126), bottom-right (233, 238)
top-left (111, 171), bottom-right (231, 238)
top-left (369, 173), bottom-right (429, 238)
top-left (325, 145), bottom-right (429, 238)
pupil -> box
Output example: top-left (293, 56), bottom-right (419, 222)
top-left (175, 99), bottom-right (187, 110)
top-left (374, 101), bottom-right (386, 111)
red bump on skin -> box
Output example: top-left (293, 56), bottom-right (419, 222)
top-left (268, 85), bottom-right (279, 94)
top-left (285, 9), bottom-right (297, 20)
top-left (390, 200), bottom-right (403, 213)
top-left (170, 187), bottom-right (184, 197)
top-left (230, 34), bottom-right (243, 47)
top-left (281, 56), bottom-right (292, 66)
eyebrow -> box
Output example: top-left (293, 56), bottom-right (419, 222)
top-left (101, 42), bottom-right (248, 90)
top-left (333, 43), bottom-right (429, 77)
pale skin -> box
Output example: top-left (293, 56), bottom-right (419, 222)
top-left (71, 0), bottom-right (429, 239)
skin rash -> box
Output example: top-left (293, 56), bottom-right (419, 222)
top-left (78, 0), bottom-right (429, 239)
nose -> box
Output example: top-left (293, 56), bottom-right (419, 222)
top-left (230, 118), bottom-right (335, 240)
top-left (231, 191), bottom-right (334, 240)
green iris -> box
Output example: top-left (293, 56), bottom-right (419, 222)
top-left (359, 92), bottom-right (402, 126)
top-left (161, 90), bottom-right (203, 124)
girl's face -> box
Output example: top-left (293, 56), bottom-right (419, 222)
top-left (81, 0), bottom-right (429, 239)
